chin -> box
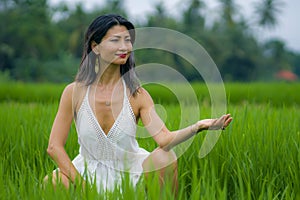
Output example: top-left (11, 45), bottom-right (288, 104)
top-left (114, 60), bottom-right (127, 65)
top-left (111, 62), bottom-right (124, 66)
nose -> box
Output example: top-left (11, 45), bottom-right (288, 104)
top-left (118, 41), bottom-right (127, 51)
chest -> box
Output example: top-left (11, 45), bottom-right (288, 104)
top-left (88, 88), bottom-right (139, 135)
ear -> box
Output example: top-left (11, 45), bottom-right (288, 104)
top-left (91, 41), bottom-right (100, 55)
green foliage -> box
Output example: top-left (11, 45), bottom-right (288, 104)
top-left (0, 82), bottom-right (66, 102)
top-left (0, 70), bottom-right (12, 83)
top-left (224, 82), bottom-right (300, 106)
top-left (1, 82), bottom-right (299, 107)
top-left (11, 56), bottom-right (79, 82)
top-left (0, 83), bottom-right (299, 198)
top-left (254, 0), bottom-right (284, 28)
top-left (0, 0), bottom-right (300, 82)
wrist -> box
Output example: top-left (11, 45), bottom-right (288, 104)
top-left (191, 121), bottom-right (207, 134)
top-left (190, 122), bottom-right (204, 134)
top-left (190, 124), bottom-right (198, 134)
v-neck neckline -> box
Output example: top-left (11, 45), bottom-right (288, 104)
top-left (86, 79), bottom-right (126, 138)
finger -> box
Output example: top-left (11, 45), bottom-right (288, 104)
top-left (215, 114), bottom-right (232, 130)
top-left (224, 114), bottom-right (231, 119)
top-left (222, 114), bottom-right (231, 121)
top-left (224, 117), bottom-right (233, 126)
top-left (220, 114), bottom-right (230, 124)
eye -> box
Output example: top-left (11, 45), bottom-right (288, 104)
top-left (110, 38), bottom-right (119, 42)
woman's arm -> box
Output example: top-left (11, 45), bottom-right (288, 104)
top-left (163, 114), bottom-right (232, 151)
top-left (46, 83), bottom-right (82, 183)
top-left (137, 88), bottom-right (232, 151)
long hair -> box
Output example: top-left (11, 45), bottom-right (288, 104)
top-left (75, 14), bottom-right (140, 95)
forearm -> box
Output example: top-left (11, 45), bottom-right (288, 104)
top-left (161, 123), bottom-right (205, 151)
top-left (47, 145), bottom-right (81, 183)
top-left (161, 114), bottom-right (232, 151)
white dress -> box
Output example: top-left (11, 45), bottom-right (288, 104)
top-left (72, 79), bottom-right (150, 191)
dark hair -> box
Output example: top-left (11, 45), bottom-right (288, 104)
top-left (75, 14), bottom-right (139, 95)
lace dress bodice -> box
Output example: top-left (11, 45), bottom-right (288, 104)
top-left (72, 79), bottom-right (149, 191)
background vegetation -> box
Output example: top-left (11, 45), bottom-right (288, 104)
top-left (1, 0), bottom-right (300, 199)
top-left (0, 83), bottom-right (299, 199)
top-left (0, 0), bottom-right (300, 83)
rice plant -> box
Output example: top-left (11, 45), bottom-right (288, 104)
top-left (0, 83), bottom-right (299, 199)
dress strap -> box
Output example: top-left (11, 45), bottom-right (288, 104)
top-left (121, 78), bottom-right (127, 104)
top-left (86, 85), bottom-right (90, 99)
top-left (122, 78), bottom-right (126, 95)
top-left (121, 78), bottom-right (136, 122)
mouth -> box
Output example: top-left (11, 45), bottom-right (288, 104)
top-left (116, 53), bottom-right (127, 58)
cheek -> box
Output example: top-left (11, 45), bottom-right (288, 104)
top-left (127, 43), bottom-right (133, 51)
top-left (99, 47), bottom-right (115, 58)
top-left (101, 44), bottom-right (115, 52)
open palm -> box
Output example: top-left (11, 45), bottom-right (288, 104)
top-left (197, 114), bottom-right (233, 131)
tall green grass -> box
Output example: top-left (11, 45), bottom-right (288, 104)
top-left (0, 83), bottom-right (66, 102)
top-left (0, 98), bottom-right (299, 199)
top-left (1, 82), bottom-right (300, 106)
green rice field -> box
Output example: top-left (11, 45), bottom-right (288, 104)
top-left (0, 82), bottom-right (299, 199)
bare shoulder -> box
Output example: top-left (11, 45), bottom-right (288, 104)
top-left (61, 82), bottom-right (75, 101)
top-left (128, 87), bottom-right (154, 119)
top-left (138, 87), bottom-right (152, 99)
top-left (130, 87), bottom-right (154, 109)
top-left (57, 82), bottom-right (81, 109)
top-left (61, 82), bottom-right (89, 114)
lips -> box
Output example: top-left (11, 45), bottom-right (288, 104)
top-left (117, 54), bottom-right (127, 58)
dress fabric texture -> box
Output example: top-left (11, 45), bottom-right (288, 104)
top-left (72, 79), bottom-right (150, 191)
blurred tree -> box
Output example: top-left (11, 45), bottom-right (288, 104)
top-left (100, 0), bottom-right (127, 17)
top-left (263, 39), bottom-right (292, 72)
top-left (136, 2), bottom-right (177, 67)
top-left (254, 0), bottom-right (284, 29)
top-left (293, 54), bottom-right (300, 77)
top-left (218, 0), bottom-right (239, 29)
top-left (56, 0), bottom-right (128, 58)
top-left (0, 0), bottom-right (61, 80)
top-left (182, 0), bottom-right (206, 33)
top-left (140, 1), bottom-right (203, 81)
top-left (211, 0), bottom-right (259, 81)
top-left (179, 0), bottom-right (207, 80)
top-left (0, 0), bottom-right (297, 83)
top-left (146, 1), bottom-right (177, 28)
top-left (0, 43), bottom-right (14, 72)
top-left (56, 4), bottom-right (91, 57)
top-left (218, 21), bottom-right (259, 81)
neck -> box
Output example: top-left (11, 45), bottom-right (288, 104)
top-left (98, 64), bottom-right (121, 87)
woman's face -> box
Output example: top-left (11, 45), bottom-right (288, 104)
top-left (93, 25), bottom-right (133, 66)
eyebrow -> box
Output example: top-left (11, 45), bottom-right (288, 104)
top-left (111, 34), bottom-right (131, 38)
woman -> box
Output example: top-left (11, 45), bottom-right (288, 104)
top-left (44, 14), bottom-right (232, 193)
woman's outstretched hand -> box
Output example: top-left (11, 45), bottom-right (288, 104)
top-left (192, 114), bottom-right (233, 133)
